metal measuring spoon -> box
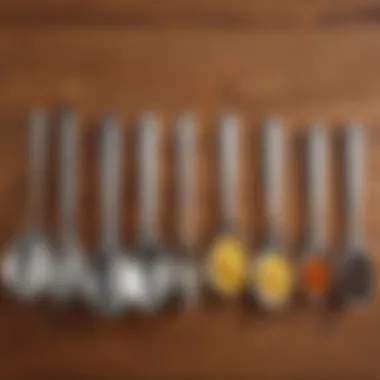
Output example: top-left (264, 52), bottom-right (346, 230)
top-left (174, 113), bottom-right (201, 308)
top-left (299, 126), bottom-right (332, 303)
top-left (135, 112), bottom-right (176, 313)
top-left (205, 113), bottom-right (248, 299)
top-left (84, 115), bottom-right (132, 315)
top-left (50, 108), bottom-right (88, 304)
top-left (250, 118), bottom-right (295, 311)
top-left (336, 125), bottom-right (373, 304)
top-left (1, 110), bottom-right (54, 300)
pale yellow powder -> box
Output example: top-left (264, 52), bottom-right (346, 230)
top-left (253, 252), bottom-right (294, 308)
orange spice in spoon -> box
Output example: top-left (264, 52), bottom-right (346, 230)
top-left (300, 256), bottom-right (330, 298)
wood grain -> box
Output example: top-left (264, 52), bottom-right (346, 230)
top-left (1, 2), bottom-right (380, 378)
top-left (1, 0), bottom-right (380, 29)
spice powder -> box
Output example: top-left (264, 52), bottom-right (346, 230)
top-left (208, 235), bottom-right (248, 296)
top-left (300, 256), bottom-right (330, 298)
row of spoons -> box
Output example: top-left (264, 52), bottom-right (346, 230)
top-left (0, 109), bottom-right (373, 316)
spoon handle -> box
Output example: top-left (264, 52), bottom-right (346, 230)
top-left (59, 108), bottom-right (79, 245)
top-left (99, 115), bottom-right (123, 252)
top-left (176, 113), bottom-right (197, 251)
top-left (262, 118), bottom-right (284, 246)
top-left (306, 126), bottom-right (327, 252)
top-left (138, 112), bottom-right (159, 246)
top-left (343, 125), bottom-right (366, 250)
top-left (219, 112), bottom-right (240, 231)
top-left (28, 110), bottom-right (48, 230)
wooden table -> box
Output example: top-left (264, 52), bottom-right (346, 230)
top-left (0, 1), bottom-right (380, 378)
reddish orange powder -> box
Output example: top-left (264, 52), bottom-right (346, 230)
top-left (300, 257), bottom-right (330, 297)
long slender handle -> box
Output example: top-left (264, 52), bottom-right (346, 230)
top-left (262, 118), bottom-right (284, 245)
top-left (99, 115), bottom-right (123, 252)
top-left (306, 126), bottom-right (327, 251)
top-left (219, 113), bottom-right (239, 230)
top-left (343, 124), bottom-right (365, 250)
top-left (28, 110), bottom-right (48, 229)
top-left (138, 112), bottom-right (159, 246)
top-left (59, 108), bottom-right (79, 244)
top-left (176, 113), bottom-right (197, 250)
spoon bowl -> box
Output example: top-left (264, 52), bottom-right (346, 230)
top-left (137, 246), bottom-right (176, 313)
top-left (50, 241), bottom-right (88, 304)
top-left (251, 248), bottom-right (294, 311)
top-left (2, 229), bottom-right (53, 301)
top-left (206, 233), bottom-right (248, 299)
top-left (84, 250), bottom-right (140, 315)
top-left (336, 250), bottom-right (373, 304)
top-left (175, 255), bottom-right (201, 308)
top-left (298, 253), bottom-right (332, 303)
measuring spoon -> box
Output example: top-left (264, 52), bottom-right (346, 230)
top-left (84, 115), bottom-right (131, 315)
top-left (250, 118), bottom-right (294, 311)
top-left (298, 126), bottom-right (332, 303)
top-left (205, 112), bottom-right (248, 299)
top-left (336, 125), bottom-right (373, 304)
top-left (175, 113), bottom-right (200, 308)
top-left (135, 112), bottom-right (176, 313)
top-left (51, 108), bottom-right (87, 304)
top-left (1, 110), bottom-right (53, 300)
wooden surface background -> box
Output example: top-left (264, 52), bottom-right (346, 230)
top-left (1, 1), bottom-right (380, 378)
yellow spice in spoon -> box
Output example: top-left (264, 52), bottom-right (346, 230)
top-left (253, 251), bottom-right (294, 308)
top-left (208, 235), bottom-right (247, 297)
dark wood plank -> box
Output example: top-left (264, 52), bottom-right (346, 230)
top-left (1, 0), bottom-right (380, 29)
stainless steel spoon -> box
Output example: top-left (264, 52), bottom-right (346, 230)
top-left (337, 124), bottom-right (373, 304)
top-left (175, 113), bottom-right (200, 308)
top-left (135, 112), bottom-right (175, 313)
top-left (250, 118), bottom-right (294, 311)
top-left (205, 113), bottom-right (248, 299)
top-left (306, 126), bottom-right (328, 257)
top-left (84, 115), bottom-right (131, 315)
top-left (299, 125), bottom-right (331, 302)
top-left (1, 110), bottom-right (53, 300)
top-left (51, 108), bottom-right (87, 304)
